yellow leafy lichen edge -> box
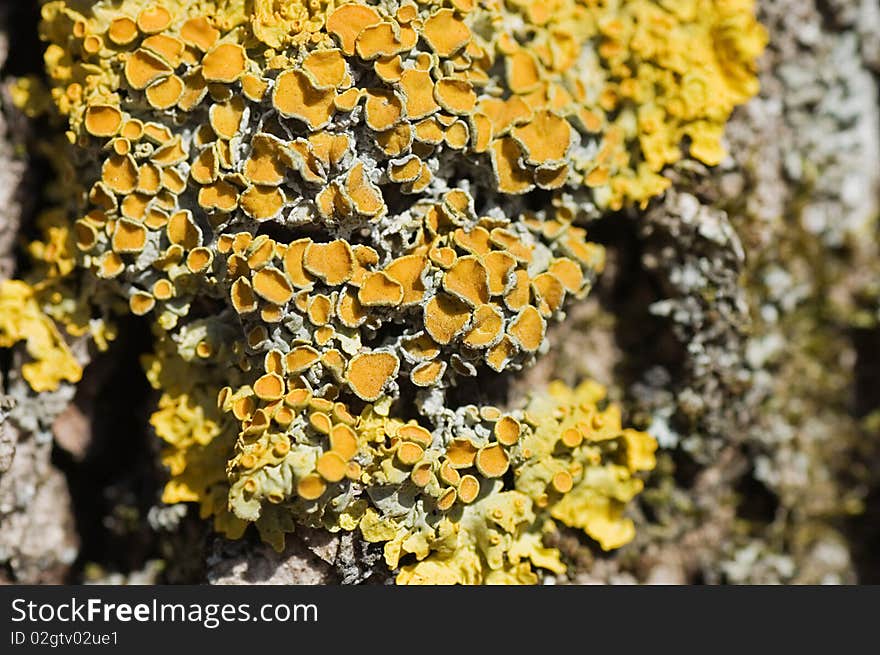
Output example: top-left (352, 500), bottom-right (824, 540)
top-left (0, 279), bottom-right (82, 392)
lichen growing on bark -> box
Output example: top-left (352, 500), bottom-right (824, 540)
top-left (0, 0), bottom-right (778, 584)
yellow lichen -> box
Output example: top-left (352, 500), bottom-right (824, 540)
top-left (0, 280), bottom-right (82, 392)
top-left (24, 0), bottom-right (760, 584)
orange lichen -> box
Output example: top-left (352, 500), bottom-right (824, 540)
top-left (508, 306), bottom-right (545, 352)
top-left (33, 0), bottom-right (759, 584)
top-left (434, 78), bottom-right (476, 115)
top-left (84, 105), bottom-right (122, 137)
top-left (252, 267), bottom-right (293, 305)
top-left (463, 304), bottom-right (504, 348)
top-left (241, 73), bottom-right (269, 101)
top-left (436, 488), bottom-right (457, 511)
top-left (490, 138), bottom-right (533, 195)
top-left (137, 5), bottom-right (172, 34)
top-left (202, 43), bottom-right (247, 83)
top-left (230, 278), bottom-right (257, 314)
top-left (209, 96), bottom-right (245, 139)
top-left (167, 211), bottom-right (201, 249)
top-left (102, 154), bottom-right (138, 194)
top-left (240, 185), bottom-right (285, 220)
top-left (398, 424), bottom-right (433, 447)
top-left (410, 360), bottom-right (444, 387)
top-left (532, 272), bottom-right (565, 316)
top-left (422, 9), bottom-right (469, 58)
top-left (146, 75), bottom-right (184, 110)
top-left (111, 220), bottom-right (147, 253)
top-left (358, 271), bottom-right (403, 307)
top-left (303, 240), bottom-right (354, 286)
top-left (129, 292), bottom-right (156, 315)
top-left (475, 444), bottom-right (510, 478)
top-left (108, 16), bottom-right (138, 45)
top-left (317, 451), bottom-right (348, 482)
top-left (495, 416), bottom-right (521, 446)
top-left (198, 180), bottom-right (239, 212)
top-left (181, 16), bottom-right (219, 51)
top-left (273, 69), bottom-right (335, 129)
top-left (355, 21), bottom-right (415, 60)
top-left (125, 48), bottom-right (172, 90)
top-left (423, 294), bottom-right (471, 344)
top-left (384, 254), bottom-right (426, 305)
top-left (446, 438), bottom-right (478, 469)
top-left (143, 34), bottom-right (185, 67)
top-left (512, 110), bottom-right (571, 165)
top-left (254, 372), bottom-right (285, 400)
top-left (340, 162), bottom-right (383, 216)
top-left (443, 256), bottom-right (489, 307)
top-left (346, 351), bottom-right (399, 401)
top-left (303, 49), bottom-right (347, 90)
top-left (244, 134), bottom-right (287, 186)
top-left (458, 475), bottom-right (480, 503)
top-left (396, 442), bottom-right (424, 466)
top-left (326, 4), bottom-right (381, 56)
top-left (330, 424), bottom-right (359, 460)
top-left (297, 474), bottom-right (327, 500)
top-left (307, 294), bottom-right (332, 325)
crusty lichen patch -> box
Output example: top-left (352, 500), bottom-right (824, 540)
top-left (16, 0), bottom-right (764, 583)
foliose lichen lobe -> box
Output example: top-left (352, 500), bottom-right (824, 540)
top-left (2, 0), bottom-right (763, 583)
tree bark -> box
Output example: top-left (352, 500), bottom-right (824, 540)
top-left (0, 0), bottom-right (878, 584)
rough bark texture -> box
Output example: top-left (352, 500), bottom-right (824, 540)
top-left (0, 0), bottom-right (878, 584)
top-left (207, 528), bottom-right (386, 585)
top-left (0, 6), bottom-right (80, 584)
top-left (0, 10), bottom-right (23, 282)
